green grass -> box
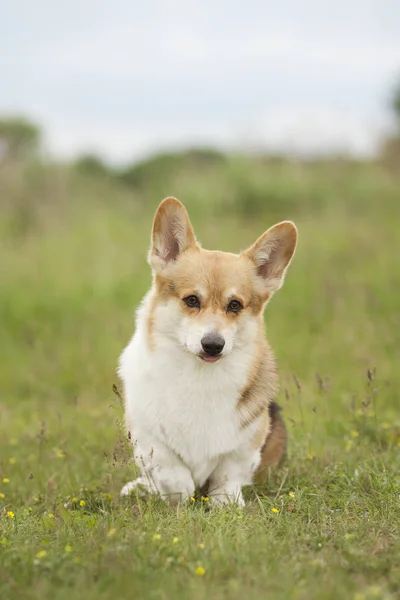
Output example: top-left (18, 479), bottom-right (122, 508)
top-left (1, 156), bottom-right (400, 600)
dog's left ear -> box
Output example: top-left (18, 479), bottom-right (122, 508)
top-left (149, 197), bottom-right (197, 271)
top-left (243, 221), bottom-right (297, 295)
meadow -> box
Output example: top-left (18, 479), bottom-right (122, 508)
top-left (1, 153), bottom-right (399, 599)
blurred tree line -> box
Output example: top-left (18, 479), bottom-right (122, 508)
top-left (380, 81), bottom-right (400, 169)
top-left (393, 82), bottom-right (400, 126)
top-left (1, 80), bottom-right (400, 178)
top-left (0, 117), bottom-right (41, 163)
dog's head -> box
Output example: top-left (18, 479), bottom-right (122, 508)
top-left (147, 197), bottom-right (297, 362)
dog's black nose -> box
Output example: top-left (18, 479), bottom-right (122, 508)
top-left (201, 332), bottom-right (225, 356)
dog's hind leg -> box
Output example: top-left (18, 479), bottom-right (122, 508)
top-left (255, 401), bottom-right (287, 480)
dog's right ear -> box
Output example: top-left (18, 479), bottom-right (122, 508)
top-left (149, 197), bottom-right (197, 271)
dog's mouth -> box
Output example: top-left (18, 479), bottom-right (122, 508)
top-left (199, 353), bottom-right (222, 363)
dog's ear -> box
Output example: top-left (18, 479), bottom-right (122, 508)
top-left (149, 197), bottom-right (197, 271)
top-left (243, 221), bottom-right (297, 295)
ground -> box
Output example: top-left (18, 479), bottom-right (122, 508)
top-left (1, 157), bottom-right (399, 599)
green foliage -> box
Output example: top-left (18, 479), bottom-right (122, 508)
top-left (73, 154), bottom-right (112, 178)
top-left (1, 154), bottom-right (400, 599)
top-left (380, 80), bottom-right (400, 171)
top-left (118, 148), bottom-right (225, 189)
top-left (392, 80), bottom-right (400, 128)
top-left (0, 116), bottom-right (41, 162)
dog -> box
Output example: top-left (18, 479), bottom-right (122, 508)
top-left (118, 197), bottom-right (297, 506)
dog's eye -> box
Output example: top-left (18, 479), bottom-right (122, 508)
top-left (227, 299), bottom-right (243, 313)
top-left (184, 295), bottom-right (200, 308)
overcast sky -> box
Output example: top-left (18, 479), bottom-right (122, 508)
top-left (2, 0), bottom-right (400, 163)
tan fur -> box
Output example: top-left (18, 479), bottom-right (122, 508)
top-left (255, 402), bottom-right (287, 479)
top-left (237, 339), bottom-right (278, 429)
top-left (145, 292), bottom-right (159, 351)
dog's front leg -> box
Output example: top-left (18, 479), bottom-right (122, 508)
top-left (121, 434), bottom-right (195, 504)
top-left (207, 448), bottom-right (261, 507)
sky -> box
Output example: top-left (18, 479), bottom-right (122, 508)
top-left (2, 0), bottom-right (400, 164)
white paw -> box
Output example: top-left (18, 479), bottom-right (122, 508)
top-left (209, 489), bottom-right (245, 507)
top-left (156, 469), bottom-right (195, 504)
top-left (120, 476), bottom-right (155, 497)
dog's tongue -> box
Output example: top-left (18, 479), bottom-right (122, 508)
top-left (202, 355), bottom-right (220, 362)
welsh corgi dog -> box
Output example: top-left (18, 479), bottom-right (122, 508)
top-left (118, 197), bottom-right (297, 506)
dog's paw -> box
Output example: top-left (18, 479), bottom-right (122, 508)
top-left (120, 477), bottom-right (152, 497)
top-left (208, 488), bottom-right (245, 507)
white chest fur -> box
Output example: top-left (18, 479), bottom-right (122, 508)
top-left (119, 323), bottom-right (258, 487)
top-left (121, 338), bottom-right (253, 457)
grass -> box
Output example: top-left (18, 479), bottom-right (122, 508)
top-left (1, 155), bottom-right (400, 600)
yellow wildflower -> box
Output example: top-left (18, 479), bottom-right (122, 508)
top-left (7, 511), bottom-right (14, 519)
top-left (9, 458), bottom-right (16, 464)
top-left (36, 550), bottom-right (47, 558)
top-left (289, 492), bottom-right (295, 498)
top-left (351, 430), bottom-right (359, 438)
top-left (48, 513), bottom-right (54, 519)
top-left (72, 497), bottom-right (78, 503)
top-left (201, 496), bottom-right (209, 502)
top-left (172, 537), bottom-right (179, 544)
top-left (79, 500), bottom-right (86, 507)
top-left (0, 493), bottom-right (5, 499)
top-left (3, 478), bottom-right (9, 484)
top-left (152, 534), bottom-right (161, 541)
top-left (344, 533), bottom-right (354, 540)
top-left (107, 528), bottom-right (116, 537)
top-left (56, 449), bottom-right (66, 458)
top-left (307, 454), bottom-right (314, 461)
top-left (190, 496), bottom-right (195, 502)
top-left (271, 507), bottom-right (279, 513)
top-left (65, 545), bottom-right (73, 552)
top-left (195, 566), bottom-right (205, 576)
top-left (198, 543), bottom-right (205, 549)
